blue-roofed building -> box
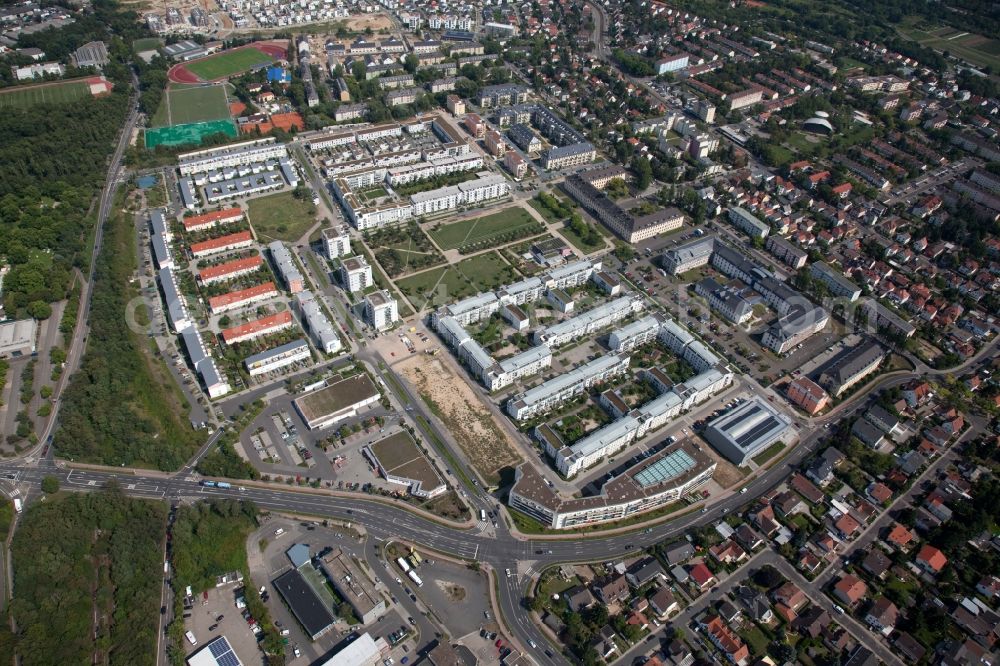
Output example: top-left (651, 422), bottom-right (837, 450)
top-left (287, 543), bottom-right (311, 568)
top-left (267, 66), bottom-right (291, 83)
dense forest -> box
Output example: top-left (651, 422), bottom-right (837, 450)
top-left (170, 499), bottom-right (257, 592)
top-left (9, 486), bottom-right (166, 666)
top-left (0, 94), bottom-right (128, 317)
top-left (53, 191), bottom-right (202, 469)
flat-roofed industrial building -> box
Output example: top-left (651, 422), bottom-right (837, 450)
top-left (703, 397), bottom-right (794, 466)
top-left (364, 431), bottom-right (446, 498)
top-left (293, 374), bottom-right (381, 430)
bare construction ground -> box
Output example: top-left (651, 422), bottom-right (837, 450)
top-left (345, 13), bottom-right (394, 32)
top-left (394, 353), bottom-right (521, 486)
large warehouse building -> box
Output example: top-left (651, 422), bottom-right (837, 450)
top-left (363, 431), bottom-right (446, 498)
top-left (703, 397), bottom-right (795, 466)
top-left (272, 568), bottom-right (336, 640)
top-left (293, 374), bottom-right (381, 430)
top-left (0, 319), bottom-right (36, 358)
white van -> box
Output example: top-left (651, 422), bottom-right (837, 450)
top-left (185, 631), bottom-right (198, 646)
top-left (274, 528), bottom-right (285, 537)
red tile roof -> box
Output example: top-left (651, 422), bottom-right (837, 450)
top-left (190, 231), bottom-right (253, 255)
top-left (208, 282), bottom-right (277, 312)
top-left (916, 544), bottom-right (947, 572)
top-left (183, 207), bottom-right (243, 230)
top-left (221, 310), bottom-right (293, 344)
top-left (198, 255), bottom-right (263, 281)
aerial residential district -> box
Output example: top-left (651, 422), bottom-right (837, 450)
top-left (2, 1), bottom-right (1000, 666)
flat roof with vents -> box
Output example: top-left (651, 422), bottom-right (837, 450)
top-left (703, 396), bottom-right (794, 466)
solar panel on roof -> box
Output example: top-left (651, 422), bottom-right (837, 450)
top-left (736, 417), bottom-right (779, 448)
top-left (208, 638), bottom-right (231, 658)
top-left (217, 652), bottom-right (241, 666)
top-left (633, 450), bottom-right (696, 488)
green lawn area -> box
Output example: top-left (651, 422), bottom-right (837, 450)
top-left (427, 208), bottom-right (543, 252)
top-left (896, 16), bottom-right (1000, 71)
top-left (768, 144), bottom-right (795, 166)
top-left (560, 221), bottom-right (606, 253)
top-left (785, 131), bottom-right (823, 155)
top-left (0, 79), bottom-right (92, 109)
top-left (151, 84), bottom-right (231, 127)
top-left (740, 625), bottom-right (770, 656)
top-left (133, 37), bottom-right (163, 52)
top-left (185, 46), bottom-right (275, 81)
top-left (247, 191), bottom-right (318, 242)
top-left (528, 198), bottom-right (564, 223)
top-left (396, 251), bottom-right (519, 310)
top-left (359, 186), bottom-right (388, 201)
top-left (752, 441), bottom-right (786, 467)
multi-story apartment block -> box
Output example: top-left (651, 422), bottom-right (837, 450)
top-left (810, 261), bottom-right (861, 301)
top-left (364, 290), bottom-right (399, 331)
top-left (340, 255), bottom-right (372, 292)
top-left (322, 225), bottom-right (351, 259)
top-left (766, 235), bottom-right (808, 269)
top-left (661, 237), bottom-right (715, 275)
top-left (728, 206), bottom-right (770, 238)
top-left (761, 306), bottom-right (829, 353)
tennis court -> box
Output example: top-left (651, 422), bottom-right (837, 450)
top-left (0, 79), bottom-right (92, 109)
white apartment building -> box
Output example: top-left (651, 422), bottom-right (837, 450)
top-left (506, 354), bottom-right (631, 421)
top-left (177, 138), bottom-right (288, 175)
top-left (409, 174), bottom-right (509, 216)
top-left (364, 290), bottom-right (399, 331)
top-left (322, 225), bottom-right (352, 259)
top-left (296, 290), bottom-right (342, 354)
top-left (533, 295), bottom-right (645, 348)
top-left (244, 339), bottom-right (311, 376)
top-left (728, 206), bottom-right (770, 239)
top-left (340, 255), bottom-right (373, 292)
top-left (608, 314), bottom-right (664, 352)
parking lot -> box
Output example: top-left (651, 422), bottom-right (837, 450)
top-left (405, 557), bottom-right (493, 639)
top-left (184, 584), bottom-right (266, 666)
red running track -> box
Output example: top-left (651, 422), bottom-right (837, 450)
top-left (167, 42), bottom-right (289, 84)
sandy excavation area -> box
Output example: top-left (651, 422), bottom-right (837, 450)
top-left (395, 353), bottom-right (521, 485)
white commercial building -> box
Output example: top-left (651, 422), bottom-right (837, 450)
top-left (510, 443), bottom-right (716, 529)
top-left (703, 396), bottom-right (794, 466)
top-left (0, 319), bottom-right (36, 359)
